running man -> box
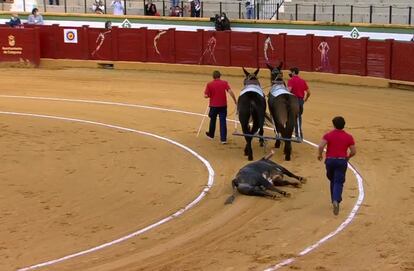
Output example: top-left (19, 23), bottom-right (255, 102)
top-left (318, 116), bottom-right (356, 215)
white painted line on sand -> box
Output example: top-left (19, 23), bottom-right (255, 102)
top-left (0, 111), bottom-right (214, 271)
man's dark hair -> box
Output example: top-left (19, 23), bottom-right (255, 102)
top-left (213, 70), bottom-right (221, 79)
top-left (32, 8), bottom-right (38, 14)
top-left (105, 21), bottom-right (112, 30)
top-left (290, 67), bottom-right (299, 75)
top-left (332, 116), bottom-right (346, 130)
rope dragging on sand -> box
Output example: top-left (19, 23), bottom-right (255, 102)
top-left (196, 105), bottom-right (209, 137)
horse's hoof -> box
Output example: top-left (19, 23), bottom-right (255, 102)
top-left (248, 156), bottom-right (253, 161)
top-left (285, 155), bottom-right (291, 161)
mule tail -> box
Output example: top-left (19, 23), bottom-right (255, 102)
top-left (224, 179), bottom-right (238, 204)
top-left (249, 99), bottom-right (264, 136)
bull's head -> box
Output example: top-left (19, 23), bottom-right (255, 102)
top-left (263, 169), bottom-right (283, 185)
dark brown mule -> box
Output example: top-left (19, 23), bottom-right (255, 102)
top-left (237, 67), bottom-right (266, 161)
top-left (266, 63), bottom-right (299, 161)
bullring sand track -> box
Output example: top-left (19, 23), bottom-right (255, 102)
top-left (0, 68), bottom-right (413, 271)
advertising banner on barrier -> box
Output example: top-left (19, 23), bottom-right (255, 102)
top-left (0, 28), bottom-right (40, 66)
top-left (64, 29), bottom-right (78, 43)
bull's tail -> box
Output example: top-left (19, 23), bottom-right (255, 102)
top-left (224, 179), bottom-right (238, 205)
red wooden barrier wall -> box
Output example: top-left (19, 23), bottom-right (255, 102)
top-left (175, 30), bottom-right (203, 64)
top-left (0, 27), bottom-right (40, 66)
top-left (117, 27), bottom-right (147, 62)
top-left (367, 39), bottom-right (391, 79)
top-left (230, 31), bottom-right (258, 68)
top-left (285, 35), bottom-right (313, 72)
top-left (340, 37), bottom-right (366, 76)
top-left (391, 41), bottom-right (414, 82)
top-left (37, 25), bottom-right (59, 59)
top-left (1, 24), bottom-right (413, 82)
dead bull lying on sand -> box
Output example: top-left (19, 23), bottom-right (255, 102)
top-left (225, 150), bottom-right (306, 204)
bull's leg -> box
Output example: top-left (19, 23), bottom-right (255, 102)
top-left (273, 179), bottom-right (302, 188)
top-left (275, 164), bottom-right (307, 184)
top-left (298, 176), bottom-right (307, 184)
top-left (269, 185), bottom-right (291, 197)
top-left (237, 184), bottom-right (278, 199)
top-left (251, 187), bottom-right (281, 200)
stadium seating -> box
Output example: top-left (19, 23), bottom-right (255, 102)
top-left (2, 0), bottom-right (412, 25)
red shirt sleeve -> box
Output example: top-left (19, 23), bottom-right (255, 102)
top-left (225, 81), bottom-right (231, 91)
top-left (204, 83), bottom-right (211, 97)
top-left (287, 79), bottom-right (293, 88)
top-left (348, 134), bottom-right (355, 146)
top-left (304, 80), bottom-right (309, 91)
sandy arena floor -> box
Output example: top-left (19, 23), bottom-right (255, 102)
top-left (0, 68), bottom-right (413, 271)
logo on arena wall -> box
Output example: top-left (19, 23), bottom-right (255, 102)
top-left (8, 35), bottom-right (15, 47)
top-left (2, 35), bottom-right (23, 55)
top-left (64, 29), bottom-right (78, 43)
top-left (121, 19), bottom-right (132, 28)
top-left (350, 27), bottom-right (360, 39)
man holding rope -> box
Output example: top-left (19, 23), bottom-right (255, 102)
top-left (288, 67), bottom-right (311, 139)
top-left (204, 70), bottom-right (237, 144)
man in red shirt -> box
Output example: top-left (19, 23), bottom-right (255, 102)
top-left (288, 67), bottom-right (311, 139)
top-left (317, 116), bottom-right (356, 216)
top-left (204, 70), bottom-right (237, 144)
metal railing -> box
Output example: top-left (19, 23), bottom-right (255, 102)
top-left (276, 3), bottom-right (413, 25)
top-left (1, 0), bottom-right (412, 25)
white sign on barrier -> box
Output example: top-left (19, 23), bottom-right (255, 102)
top-left (121, 19), bottom-right (132, 28)
top-left (63, 29), bottom-right (78, 43)
top-left (350, 27), bottom-right (360, 39)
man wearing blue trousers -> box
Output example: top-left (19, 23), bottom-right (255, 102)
top-left (204, 70), bottom-right (237, 144)
top-left (318, 116), bottom-right (356, 215)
